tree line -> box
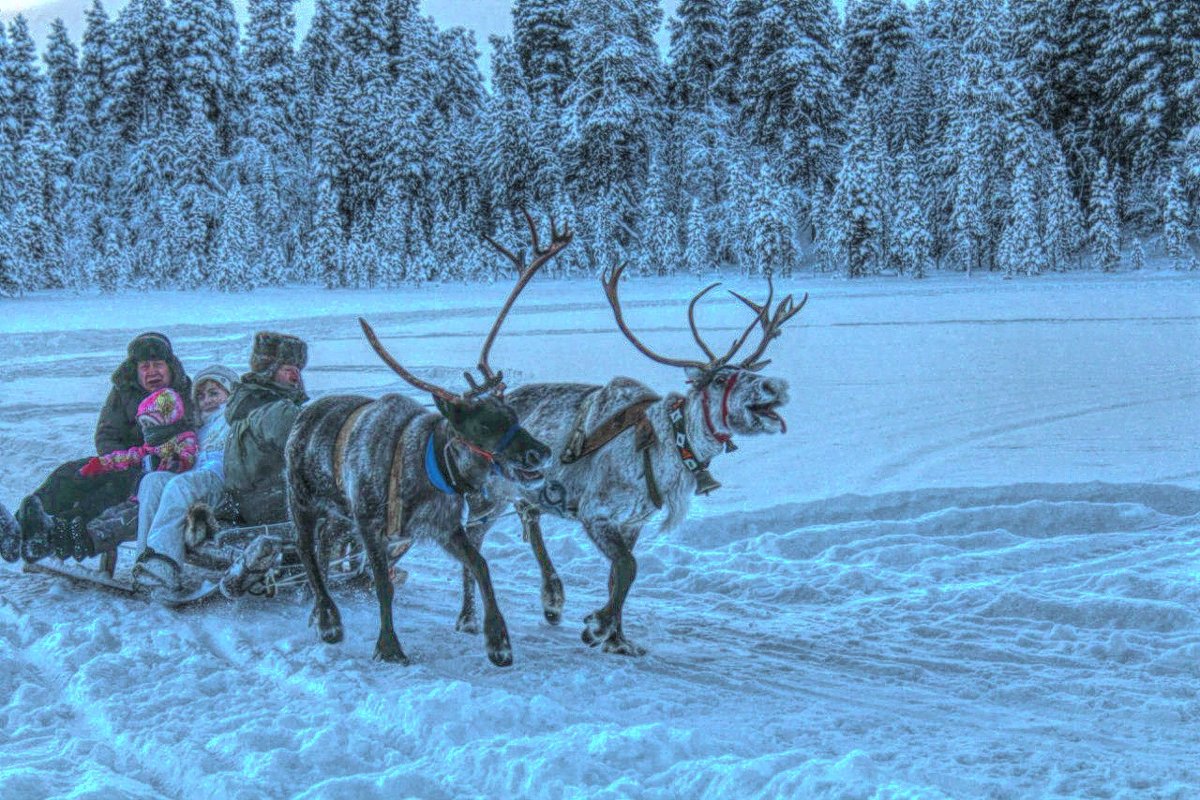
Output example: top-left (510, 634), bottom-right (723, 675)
top-left (0, 0), bottom-right (1198, 296)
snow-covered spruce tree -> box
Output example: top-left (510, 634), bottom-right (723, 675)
top-left (843, 0), bottom-right (915, 108)
top-left (43, 19), bottom-right (79, 136)
top-left (1088, 159), bottom-right (1119, 273)
top-left (4, 16), bottom-right (43, 148)
top-left (1103, 0), bottom-right (1200, 180)
top-left (892, 146), bottom-right (931, 278)
top-left (1000, 151), bottom-right (1046, 277)
top-left (1164, 168), bottom-right (1191, 272)
top-left (1052, 0), bottom-right (1112, 187)
top-left (749, 160), bottom-right (798, 278)
top-left (214, 182), bottom-right (257, 291)
top-left (239, 0), bottom-right (301, 281)
top-left (107, 0), bottom-right (175, 143)
top-left (172, 0), bottom-right (242, 151)
top-left (0, 223), bottom-right (23, 297)
top-left (1129, 238), bottom-right (1145, 271)
top-left (1043, 148), bottom-right (1085, 271)
top-left (834, 100), bottom-right (884, 278)
top-left (78, 0), bottom-right (113, 137)
top-left (513, 0), bottom-right (573, 108)
top-left (561, 0), bottom-right (663, 270)
top-left (637, 156), bottom-right (680, 276)
top-left (668, 0), bottom-right (737, 266)
top-left (171, 110), bottom-right (220, 288)
top-left (668, 0), bottom-right (726, 111)
top-left (15, 115), bottom-right (73, 290)
top-left (730, 0), bottom-right (841, 206)
top-left (311, 177), bottom-right (344, 289)
top-left (685, 197), bottom-right (709, 278)
top-left (1009, 0), bottom-right (1061, 127)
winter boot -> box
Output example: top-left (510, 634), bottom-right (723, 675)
top-left (48, 515), bottom-right (86, 561)
top-left (16, 496), bottom-right (59, 562)
top-left (68, 501), bottom-right (140, 562)
top-left (219, 534), bottom-right (282, 599)
top-left (131, 548), bottom-right (183, 597)
top-left (0, 502), bottom-right (20, 563)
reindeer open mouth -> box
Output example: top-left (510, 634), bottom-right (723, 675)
top-left (509, 466), bottom-right (546, 486)
top-left (749, 401), bottom-right (787, 433)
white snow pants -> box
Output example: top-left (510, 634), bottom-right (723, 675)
top-left (137, 470), bottom-right (225, 565)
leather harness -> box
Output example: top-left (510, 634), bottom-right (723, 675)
top-left (332, 402), bottom-right (408, 537)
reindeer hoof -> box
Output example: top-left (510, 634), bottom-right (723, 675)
top-left (581, 611), bottom-right (611, 647)
top-left (488, 642), bottom-right (514, 668)
top-left (484, 615), bottom-right (512, 667)
top-left (311, 605), bottom-right (343, 644)
top-left (544, 608), bottom-right (562, 626)
top-left (374, 639), bottom-right (409, 665)
top-left (455, 613), bottom-right (480, 635)
top-left (602, 636), bottom-right (646, 657)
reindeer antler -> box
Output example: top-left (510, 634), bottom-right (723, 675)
top-left (359, 318), bottom-right (459, 402)
top-left (728, 271), bottom-right (808, 371)
top-left (475, 209), bottom-right (572, 397)
top-left (602, 263), bottom-right (713, 370)
top-left (602, 266), bottom-right (806, 375)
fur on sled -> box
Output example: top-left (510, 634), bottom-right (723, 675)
top-left (184, 502), bottom-right (221, 550)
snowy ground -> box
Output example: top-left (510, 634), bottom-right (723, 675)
top-left (1, 270), bottom-right (1197, 799)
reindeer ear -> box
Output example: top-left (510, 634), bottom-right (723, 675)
top-left (433, 395), bottom-right (463, 422)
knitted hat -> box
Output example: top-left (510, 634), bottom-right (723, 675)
top-left (249, 331), bottom-right (308, 375)
top-left (137, 388), bottom-right (186, 428)
top-left (127, 332), bottom-right (174, 364)
top-left (192, 364), bottom-right (240, 401)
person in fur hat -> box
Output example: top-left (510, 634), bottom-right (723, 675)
top-left (2, 332), bottom-right (195, 564)
top-left (221, 332), bottom-right (308, 526)
top-left (133, 365), bottom-right (240, 595)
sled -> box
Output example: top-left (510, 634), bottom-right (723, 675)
top-left (22, 520), bottom-right (411, 608)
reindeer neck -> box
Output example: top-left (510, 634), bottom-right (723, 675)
top-left (676, 390), bottom-right (733, 466)
top-left (428, 420), bottom-right (491, 496)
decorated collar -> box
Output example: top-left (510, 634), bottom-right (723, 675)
top-left (667, 396), bottom-right (722, 496)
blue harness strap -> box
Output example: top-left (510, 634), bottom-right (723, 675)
top-left (425, 433), bottom-right (457, 495)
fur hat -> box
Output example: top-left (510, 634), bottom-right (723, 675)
top-left (249, 331), bottom-right (308, 376)
top-left (192, 364), bottom-right (240, 400)
top-left (127, 332), bottom-right (175, 364)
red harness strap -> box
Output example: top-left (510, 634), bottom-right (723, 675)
top-left (700, 372), bottom-right (738, 451)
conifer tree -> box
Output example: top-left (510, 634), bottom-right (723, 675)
top-left (513, 0), bottom-right (573, 107)
top-left (1129, 238), bottom-right (1144, 271)
top-left (835, 100), bottom-right (884, 278)
top-left (78, 0), bottom-right (113, 135)
top-left (749, 161), bottom-right (797, 277)
top-left (1043, 150), bottom-right (1084, 271)
top-left (1088, 159), bottom-right (1119, 272)
top-left (685, 197), bottom-right (709, 278)
top-left (1163, 168), bottom-right (1190, 271)
top-left (5, 16), bottom-right (43, 146)
top-left (173, 0), bottom-right (242, 151)
top-left (892, 146), bottom-right (932, 278)
top-left (43, 19), bottom-right (79, 134)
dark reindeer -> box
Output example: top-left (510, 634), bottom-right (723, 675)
top-left (286, 216), bottom-right (571, 666)
top-left (465, 266), bottom-right (806, 656)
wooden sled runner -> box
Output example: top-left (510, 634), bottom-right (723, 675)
top-left (24, 520), bottom-right (412, 608)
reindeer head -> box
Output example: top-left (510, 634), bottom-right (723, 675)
top-left (361, 210), bottom-right (572, 487)
top-left (602, 266), bottom-right (805, 442)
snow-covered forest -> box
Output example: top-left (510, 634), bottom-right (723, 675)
top-left (0, 0), bottom-right (1198, 295)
